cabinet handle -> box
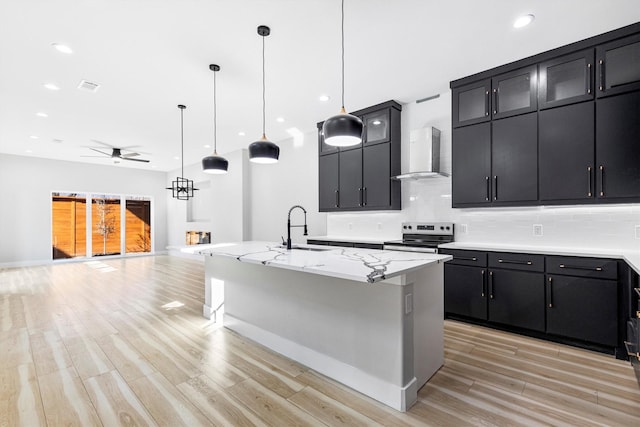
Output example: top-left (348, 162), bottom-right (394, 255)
top-left (489, 271), bottom-right (494, 299)
top-left (363, 187), bottom-right (367, 206)
top-left (598, 59), bottom-right (604, 92)
top-left (335, 190), bottom-right (339, 208)
top-left (586, 63), bottom-right (592, 94)
top-left (358, 187), bottom-right (363, 206)
top-left (485, 176), bottom-right (490, 201)
top-left (492, 88), bottom-right (497, 115)
top-left (587, 166), bottom-right (592, 197)
top-left (485, 90), bottom-right (490, 116)
top-left (455, 256), bottom-right (477, 261)
top-left (481, 269), bottom-right (486, 297)
top-left (493, 176), bottom-right (498, 201)
top-left (558, 263), bottom-right (603, 271)
top-left (599, 165), bottom-right (605, 197)
top-left (498, 259), bottom-right (533, 265)
top-left (547, 276), bottom-right (553, 308)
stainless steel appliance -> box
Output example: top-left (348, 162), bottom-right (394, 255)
top-left (383, 222), bottom-right (454, 253)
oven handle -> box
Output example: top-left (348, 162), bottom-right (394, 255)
top-left (382, 245), bottom-right (438, 253)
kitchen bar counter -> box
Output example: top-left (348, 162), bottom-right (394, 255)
top-left (439, 242), bottom-right (640, 275)
top-left (182, 241), bottom-right (450, 283)
top-left (183, 241), bottom-right (450, 411)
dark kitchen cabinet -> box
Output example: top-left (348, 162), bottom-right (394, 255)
top-left (452, 123), bottom-right (491, 205)
top-left (338, 148), bottom-right (362, 209)
top-left (488, 269), bottom-right (545, 332)
top-left (491, 66), bottom-right (537, 119)
top-left (319, 153), bottom-right (339, 210)
top-left (318, 100), bottom-right (401, 212)
top-left (445, 264), bottom-right (487, 320)
top-left (546, 275), bottom-right (618, 346)
top-left (596, 91), bottom-right (640, 200)
top-left (491, 113), bottom-right (538, 203)
top-left (539, 50), bottom-right (594, 109)
top-left (596, 32), bottom-right (640, 98)
top-left (452, 79), bottom-right (491, 127)
top-left (539, 102), bottom-right (595, 202)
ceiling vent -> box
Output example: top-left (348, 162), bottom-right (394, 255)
top-left (77, 79), bottom-right (100, 93)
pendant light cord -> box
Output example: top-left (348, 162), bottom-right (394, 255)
top-left (213, 70), bottom-right (218, 154)
top-left (180, 106), bottom-right (184, 177)
top-left (341, 0), bottom-right (345, 109)
top-left (262, 33), bottom-right (266, 137)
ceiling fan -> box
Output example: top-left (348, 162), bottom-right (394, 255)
top-left (82, 140), bottom-right (150, 163)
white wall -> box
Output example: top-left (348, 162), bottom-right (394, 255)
top-left (326, 93), bottom-right (640, 253)
top-left (0, 154), bottom-right (168, 266)
top-left (250, 131), bottom-right (327, 244)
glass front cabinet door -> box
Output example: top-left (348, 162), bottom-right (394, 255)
top-left (363, 109), bottom-right (390, 145)
top-left (597, 32), bottom-right (640, 97)
top-left (491, 66), bottom-right (538, 119)
top-left (452, 79), bottom-right (491, 128)
top-left (539, 50), bottom-right (595, 109)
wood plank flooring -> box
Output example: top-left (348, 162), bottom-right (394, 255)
top-left (1, 255), bottom-right (639, 426)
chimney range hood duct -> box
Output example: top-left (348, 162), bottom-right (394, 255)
top-left (393, 126), bottom-right (449, 180)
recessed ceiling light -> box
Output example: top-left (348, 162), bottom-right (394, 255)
top-left (53, 139), bottom-right (63, 143)
top-left (25, 150), bottom-right (33, 153)
top-left (36, 112), bottom-right (48, 117)
top-left (204, 144), bottom-right (211, 149)
top-left (174, 156), bottom-right (180, 160)
top-left (276, 117), bottom-right (285, 123)
top-left (43, 83), bottom-right (60, 91)
top-left (238, 131), bottom-right (246, 136)
top-left (514, 14), bottom-right (535, 28)
top-left (319, 95), bottom-right (330, 102)
top-left (30, 135), bottom-right (39, 139)
top-left (51, 43), bottom-right (73, 54)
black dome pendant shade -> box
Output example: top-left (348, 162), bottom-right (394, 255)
top-left (249, 25), bottom-right (280, 164)
top-left (323, 0), bottom-right (363, 147)
top-left (202, 64), bottom-right (229, 174)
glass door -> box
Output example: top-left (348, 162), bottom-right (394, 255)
top-left (597, 32), bottom-right (640, 97)
top-left (51, 192), bottom-right (87, 259)
top-left (125, 197), bottom-right (151, 253)
top-left (491, 65), bottom-right (537, 119)
top-left (92, 194), bottom-right (121, 257)
top-left (539, 50), bottom-right (594, 109)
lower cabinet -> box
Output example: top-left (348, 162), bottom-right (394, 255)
top-left (442, 249), bottom-right (622, 353)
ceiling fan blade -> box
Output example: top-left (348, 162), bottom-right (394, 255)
top-left (121, 157), bottom-right (150, 163)
top-left (120, 152), bottom-right (140, 158)
top-left (89, 148), bottom-right (111, 156)
top-left (90, 139), bottom-right (117, 148)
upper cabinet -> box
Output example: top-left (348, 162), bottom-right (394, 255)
top-left (450, 22), bottom-right (640, 208)
top-left (318, 100), bottom-right (401, 212)
top-left (597, 32), bottom-right (640, 97)
top-left (491, 66), bottom-right (537, 119)
top-left (539, 50), bottom-right (594, 109)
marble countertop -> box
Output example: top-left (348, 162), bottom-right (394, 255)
top-left (439, 242), bottom-right (640, 275)
top-left (305, 235), bottom-right (392, 245)
top-left (181, 241), bottom-right (451, 284)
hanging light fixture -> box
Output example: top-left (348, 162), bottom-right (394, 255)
top-left (249, 25), bottom-right (280, 164)
top-left (167, 105), bottom-right (198, 200)
top-left (202, 64), bottom-right (229, 174)
top-left (322, 0), bottom-right (363, 147)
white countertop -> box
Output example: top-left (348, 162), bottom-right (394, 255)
top-left (182, 241), bottom-right (451, 283)
top-left (439, 242), bottom-right (640, 275)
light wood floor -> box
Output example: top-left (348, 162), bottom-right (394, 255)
top-left (1, 255), bottom-right (639, 426)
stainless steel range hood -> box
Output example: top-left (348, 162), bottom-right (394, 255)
top-left (393, 126), bottom-right (449, 180)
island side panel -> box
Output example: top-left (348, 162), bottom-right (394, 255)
top-left (209, 255), bottom-right (417, 410)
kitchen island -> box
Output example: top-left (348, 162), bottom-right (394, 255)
top-left (182, 241), bottom-right (451, 411)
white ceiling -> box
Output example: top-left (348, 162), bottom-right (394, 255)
top-left (1, 0), bottom-right (639, 172)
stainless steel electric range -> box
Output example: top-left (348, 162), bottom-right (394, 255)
top-left (383, 222), bottom-right (454, 253)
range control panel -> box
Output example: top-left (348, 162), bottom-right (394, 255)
top-left (401, 222), bottom-right (454, 235)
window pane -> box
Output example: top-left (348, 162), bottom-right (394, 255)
top-left (92, 195), bottom-right (121, 256)
top-left (126, 198), bottom-right (151, 253)
top-left (52, 193), bottom-right (87, 259)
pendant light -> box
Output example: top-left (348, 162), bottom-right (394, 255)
top-left (322, 0), bottom-right (363, 147)
top-left (249, 25), bottom-right (280, 164)
top-left (202, 64), bottom-right (229, 174)
top-left (167, 105), bottom-right (198, 200)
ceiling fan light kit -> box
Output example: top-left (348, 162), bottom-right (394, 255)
top-left (167, 104), bottom-right (198, 200)
top-left (248, 25), bottom-right (280, 164)
top-left (202, 64), bottom-right (229, 174)
top-left (322, 0), bottom-right (363, 147)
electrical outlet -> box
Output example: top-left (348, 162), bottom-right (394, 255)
top-left (635, 225), bottom-right (640, 239)
top-left (459, 224), bottom-right (468, 234)
top-left (405, 293), bottom-right (413, 314)
top-left (348, 223), bottom-right (353, 230)
top-left (377, 223), bottom-right (382, 231)
top-left (533, 224), bottom-right (543, 237)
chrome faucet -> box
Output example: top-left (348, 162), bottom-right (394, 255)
top-left (287, 205), bottom-right (308, 249)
